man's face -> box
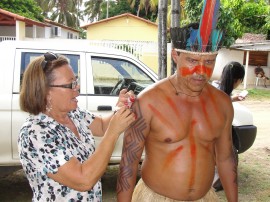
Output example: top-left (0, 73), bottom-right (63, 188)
top-left (172, 50), bottom-right (217, 91)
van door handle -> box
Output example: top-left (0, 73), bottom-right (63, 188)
top-left (97, 105), bottom-right (112, 111)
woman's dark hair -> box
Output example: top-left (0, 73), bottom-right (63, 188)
top-left (220, 61), bottom-right (245, 95)
top-left (20, 53), bottom-right (69, 115)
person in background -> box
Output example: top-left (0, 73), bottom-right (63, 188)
top-left (212, 61), bottom-right (246, 101)
top-left (117, 0), bottom-right (238, 201)
top-left (254, 65), bottom-right (269, 88)
top-left (18, 52), bottom-right (136, 201)
top-left (211, 61), bottom-right (245, 192)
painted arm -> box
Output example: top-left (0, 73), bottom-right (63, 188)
top-left (117, 99), bottom-right (149, 201)
top-left (90, 89), bottom-right (135, 136)
top-left (215, 101), bottom-right (238, 202)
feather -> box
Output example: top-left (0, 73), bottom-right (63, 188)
top-left (198, 0), bottom-right (220, 51)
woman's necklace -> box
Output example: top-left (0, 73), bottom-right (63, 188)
top-left (168, 76), bottom-right (202, 97)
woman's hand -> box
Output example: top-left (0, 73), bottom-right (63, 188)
top-left (231, 94), bottom-right (245, 102)
top-left (107, 106), bottom-right (136, 136)
top-left (116, 89), bottom-right (136, 109)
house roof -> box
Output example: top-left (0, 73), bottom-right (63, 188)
top-left (230, 41), bottom-right (270, 52)
top-left (230, 33), bottom-right (270, 52)
top-left (45, 19), bottom-right (79, 33)
top-left (81, 13), bottom-right (158, 29)
top-left (0, 9), bottom-right (79, 33)
top-left (0, 9), bottom-right (48, 27)
top-left (235, 33), bottom-right (266, 43)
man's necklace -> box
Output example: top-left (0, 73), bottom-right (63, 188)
top-left (168, 77), bottom-right (202, 97)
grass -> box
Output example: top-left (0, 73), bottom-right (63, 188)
top-left (216, 148), bottom-right (270, 202)
top-left (245, 88), bottom-right (270, 100)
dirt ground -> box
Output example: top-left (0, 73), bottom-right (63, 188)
top-left (0, 99), bottom-right (269, 202)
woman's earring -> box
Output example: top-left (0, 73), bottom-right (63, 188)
top-left (46, 96), bottom-right (52, 113)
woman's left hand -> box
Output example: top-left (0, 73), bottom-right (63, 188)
top-left (116, 89), bottom-right (136, 109)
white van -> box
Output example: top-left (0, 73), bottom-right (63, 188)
top-left (0, 40), bottom-right (256, 174)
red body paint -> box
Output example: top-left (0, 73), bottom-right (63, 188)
top-left (189, 120), bottom-right (197, 189)
top-left (148, 104), bottom-right (179, 136)
top-left (163, 145), bottom-right (184, 170)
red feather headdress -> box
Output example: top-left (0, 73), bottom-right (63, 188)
top-left (171, 0), bottom-right (223, 54)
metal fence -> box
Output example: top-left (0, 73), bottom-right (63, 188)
top-left (88, 40), bottom-right (157, 59)
top-left (0, 36), bottom-right (16, 42)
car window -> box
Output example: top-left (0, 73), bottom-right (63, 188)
top-left (20, 52), bottom-right (80, 90)
top-left (92, 57), bottom-right (154, 95)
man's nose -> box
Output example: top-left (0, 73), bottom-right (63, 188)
top-left (196, 64), bottom-right (207, 75)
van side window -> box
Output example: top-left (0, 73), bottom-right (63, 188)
top-left (20, 52), bottom-right (80, 90)
top-left (92, 57), bottom-right (154, 96)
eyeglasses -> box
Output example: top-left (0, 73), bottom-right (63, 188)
top-left (41, 52), bottom-right (58, 69)
top-left (49, 78), bottom-right (79, 90)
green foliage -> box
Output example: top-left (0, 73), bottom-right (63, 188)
top-left (183, 0), bottom-right (243, 47)
top-left (180, 0), bottom-right (269, 47)
top-left (0, 0), bottom-right (44, 22)
top-left (99, 0), bottom-right (135, 20)
top-left (238, 0), bottom-right (269, 34)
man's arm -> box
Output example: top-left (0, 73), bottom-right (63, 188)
top-left (215, 101), bottom-right (238, 202)
top-left (117, 99), bottom-right (150, 201)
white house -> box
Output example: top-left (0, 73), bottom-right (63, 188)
top-left (0, 8), bottom-right (80, 41)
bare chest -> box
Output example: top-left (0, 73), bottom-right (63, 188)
top-left (148, 99), bottom-right (225, 143)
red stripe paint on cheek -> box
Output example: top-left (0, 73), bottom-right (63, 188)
top-left (189, 120), bottom-right (197, 189)
top-left (163, 145), bottom-right (184, 170)
top-left (181, 66), bottom-right (213, 78)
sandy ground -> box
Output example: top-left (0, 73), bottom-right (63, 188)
top-left (0, 99), bottom-right (269, 202)
top-left (240, 99), bottom-right (270, 149)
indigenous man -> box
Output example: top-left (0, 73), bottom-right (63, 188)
top-left (117, 0), bottom-right (238, 201)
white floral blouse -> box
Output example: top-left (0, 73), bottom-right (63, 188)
top-left (18, 108), bottom-right (102, 202)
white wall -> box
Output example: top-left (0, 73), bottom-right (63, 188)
top-left (213, 48), bottom-right (270, 86)
top-left (212, 48), bottom-right (244, 80)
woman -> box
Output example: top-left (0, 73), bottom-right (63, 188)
top-left (18, 52), bottom-right (136, 201)
top-left (212, 61), bottom-right (245, 192)
top-left (212, 61), bottom-right (246, 101)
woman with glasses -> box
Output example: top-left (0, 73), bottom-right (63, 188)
top-left (18, 52), bottom-right (136, 201)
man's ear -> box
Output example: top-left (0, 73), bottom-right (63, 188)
top-left (171, 49), bottom-right (179, 64)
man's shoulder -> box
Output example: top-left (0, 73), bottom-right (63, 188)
top-left (206, 84), bottom-right (232, 103)
top-left (140, 79), bottom-right (166, 95)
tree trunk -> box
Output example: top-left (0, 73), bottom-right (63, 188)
top-left (158, 0), bottom-right (168, 79)
top-left (170, 0), bottom-right (180, 75)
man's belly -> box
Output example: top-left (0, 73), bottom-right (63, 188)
top-left (141, 153), bottom-right (215, 201)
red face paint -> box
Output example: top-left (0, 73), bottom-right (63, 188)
top-left (181, 65), bottom-right (213, 78)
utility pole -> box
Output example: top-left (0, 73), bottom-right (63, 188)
top-left (158, 0), bottom-right (168, 79)
top-left (170, 0), bottom-right (180, 75)
top-left (106, 0), bottom-right (109, 18)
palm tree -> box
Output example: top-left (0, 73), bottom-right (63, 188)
top-left (127, 0), bottom-right (158, 16)
top-left (84, 0), bottom-right (104, 22)
top-left (35, 0), bottom-right (52, 18)
top-left (36, 0), bottom-right (83, 28)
